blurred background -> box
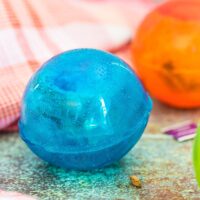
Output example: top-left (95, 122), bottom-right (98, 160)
top-left (1, 0), bottom-right (200, 199)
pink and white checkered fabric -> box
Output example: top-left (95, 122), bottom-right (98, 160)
top-left (0, 0), bottom-right (154, 132)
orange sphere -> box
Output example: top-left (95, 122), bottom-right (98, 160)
top-left (132, 0), bottom-right (200, 108)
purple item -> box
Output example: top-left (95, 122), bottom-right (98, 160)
top-left (162, 121), bottom-right (197, 142)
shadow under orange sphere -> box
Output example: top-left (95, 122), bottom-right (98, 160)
top-left (132, 0), bottom-right (200, 108)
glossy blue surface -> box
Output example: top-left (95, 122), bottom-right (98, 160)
top-left (19, 49), bottom-right (152, 170)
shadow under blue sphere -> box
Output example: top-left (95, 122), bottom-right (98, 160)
top-left (19, 49), bottom-right (152, 170)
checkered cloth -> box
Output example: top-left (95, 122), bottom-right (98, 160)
top-left (0, 0), bottom-right (154, 132)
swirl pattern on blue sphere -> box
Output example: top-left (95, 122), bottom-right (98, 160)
top-left (19, 49), bottom-right (152, 170)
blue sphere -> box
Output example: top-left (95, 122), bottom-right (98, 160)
top-left (19, 49), bottom-right (152, 170)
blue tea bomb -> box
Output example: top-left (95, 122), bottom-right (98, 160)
top-left (19, 49), bottom-right (152, 170)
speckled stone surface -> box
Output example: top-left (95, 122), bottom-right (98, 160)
top-left (146, 100), bottom-right (200, 134)
top-left (1, 101), bottom-right (200, 200)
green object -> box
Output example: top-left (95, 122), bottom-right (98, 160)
top-left (193, 126), bottom-right (200, 186)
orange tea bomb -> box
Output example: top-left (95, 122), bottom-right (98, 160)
top-left (132, 0), bottom-right (200, 108)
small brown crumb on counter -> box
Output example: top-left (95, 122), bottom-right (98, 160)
top-left (130, 175), bottom-right (141, 188)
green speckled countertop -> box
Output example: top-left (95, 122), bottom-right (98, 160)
top-left (1, 101), bottom-right (200, 200)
